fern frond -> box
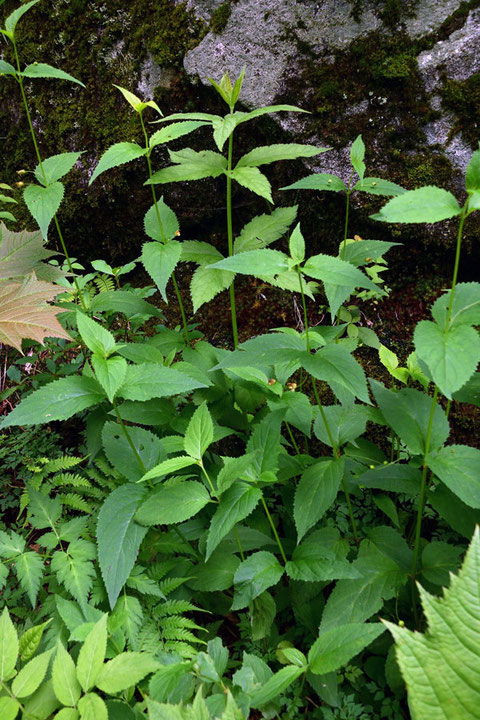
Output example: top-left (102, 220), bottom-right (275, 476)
top-left (163, 641), bottom-right (198, 658)
top-left (162, 626), bottom-right (203, 644)
top-left (137, 618), bottom-right (162, 653)
top-left (158, 576), bottom-right (189, 597)
top-left (43, 456), bottom-right (84, 474)
top-left (49, 473), bottom-right (91, 488)
top-left (58, 493), bottom-right (93, 514)
top-left (155, 600), bottom-right (200, 617)
top-left (94, 274), bottom-right (115, 293)
top-left (148, 560), bottom-right (178, 582)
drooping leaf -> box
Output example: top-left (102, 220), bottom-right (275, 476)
top-left (0, 223), bottom-right (53, 279)
top-left (14, 551), bottom-right (44, 607)
top-left (76, 615), bottom-right (108, 692)
top-left (52, 642), bottom-right (81, 707)
top-left (190, 264), bottom-right (234, 312)
top-left (135, 481), bottom-right (210, 526)
top-left (4, 0), bottom-right (41, 35)
top-left (0, 375), bottom-right (104, 428)
top-left (149, 121), bottom-right (208, 148)
top-left (96, 652), bottom-right (158, 694)
top-left (426, 445), bottom-right (480, 508)
top-left (294, 458), bottom-right (344, 542)
top-left (147, 148), bottom-right (227, 184)
top-left (228, 166), bottom-right (273, 203)
top-left (89, 142), bottom-right (146, 185)
top-left (234, 205), bottom-right (298, 254)
top-left (281, 173), bottom-right (346, 193)
top-left (24, 182), bottom-right (64, 238)
top-left (232, 551), bottom-right (284, 610)
top-left (21, 63), bottom-right (84, 86)
top-left (0, 59), bottom-right (16, 76)
top-left (208, 249), bottom-right (289, 277)
top-left (34, 152), bottom-right (84, 186)
top-left (250, 665), bottom-right (304, 708)
top-left (97, 485), bottom-right (148, 609)
top-left (206, 483), bottom-right (262, 560)
top-left (236, 144), bottom-right (328, 168)
top-left (117, 363), bottom-right (206, 401)
top-left (384, 527), bottom-right (480, 720)
top-left (142, 241), bottom-right (181, 302)
top-left (0, 608), bottom-right (19, 682)
top-left (143, 199), bottom-right (179, 243)
top-left (353, 177), bottom-right (405, 196)
top-left (302, 345), bottom-right (370, 404)
top-left (309, 623), bottom-right (385, 675)
top-left (372, 186), bottom-right (462, 223)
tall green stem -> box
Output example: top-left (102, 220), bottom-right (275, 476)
top-left (340, 172), bottom-right (354, 261)
top-left (260, 495), bottom-right (287, 565)
top-left (139, 113), bottom-right (190, 345)
top-left (12, 39), bottom-right (87, 312)
top-left (297, 265), bottom-right (359, 543)
top-left (226, 130), bottom-right (239, 348)
top-left (111, 399), bottom-right (149, 478)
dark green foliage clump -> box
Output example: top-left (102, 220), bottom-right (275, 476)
top-left (210, 1), bottom-right (232, 34)
top-left (441, 73), bottom-right (480, 148)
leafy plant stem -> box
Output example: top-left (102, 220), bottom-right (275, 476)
top-left (226, 130), bottom-right (239, 348)
top-left (340, 172), bottom-right (354, 261)
top-left (446, 208), bottom-right (467, 326)
top-left (260, 495), bottom-right (287, 565)
top-left (111, 399), bottom-right (153, 487)
top-left (172, 525), bottom-right (202, 560)
top-left (285, 421), bottom-right (301, 457)
top-left (233, 527), bottom-right (245, 561)
top-left (288, 673), bottom-right (306, 720)
top-left (11, 38), bottom-right (87, 312)
top-left (199, 461), bottom-right (219, 502)
top-left (139, 112), bottom-right (190, 345)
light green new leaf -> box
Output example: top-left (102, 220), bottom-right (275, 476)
top-left (414, 320), bottom-right (480, 399)
top-left (89, 142), bottom-right (146, 184)
top-left (236, 144), bottom-right (328, 168)
top-left (350, 134), bottom-right (366, 181)
top-left (117, 363), bottom-right (206, 401)
top-left (303, 253), bottom-right (380, 293)
top-left (34, 152), bottom-right (84, 186)
top-left (11, 648), bottom-right (54, 698)
top-left (76, 312), bottom-right (116, 357)
top-left (149, 121), bottom-right (208, 148)
top-left (228, 166), bottom-right (273, 202)
top-left (234, 205), bottom-right (298, 253)
top-left (0, 697), bottom-right (20, 720)
top-left (78, 693), bottom-right (108, 720)
top-left (138, 456), bottom-right (197, 483)
top-left (206, 483), bottom-right (262, 560)
top-left (96, 652), bottom-right (158, 693)
top-left (211, 114), bottom-right (240, 151)
top-left (19, 621), bottom-right (51, 662)
top-left (465, 148), bottom-right (480, 192)
top-left (0, 60), bottom-right (16, 76)
top-left (190, 264), bottom-right (234, 312)
top-left (97, 485), bottom-right (147, 609)
top-left (135, 481), bottom-right (210, 525)
top-left (0, 608), bottom-right (18, 682)
top-left (426, 445), bottom-right (480, 508)
top-left (184, 402), bottom-right (214, 459)
top-left (0, 376), bottom-right (105, 428)
top-left (302, 345), bottom-right (370, 404)
top-left (384, 527), bottom-right (480, 720)
top-left (294, 458), bottom-right (344, 542)
top-left (54, 708), bottom-right (79, 720)
top-left (289, 223), bottom-right (305, 263)
top-left (5, 0), bottom-right (40, 34)
top-left (281, 172), bottom-right (346, 193)
top-left (142, 240), bottom-right (181, 302)
top-left (21, 63), bottom-right (84, 86)
top-left (76, 615), bottom-right (108, 692)
top-left (147, 148), bottom-right (227, 184)
top-left (53, 642), bottom-right (81, 707)
top-left (372, 186), bottom-right (462, 223)
top-left (232, 551), bottom-right (284, 610)
top-left (0, 211), bottom-right (17, 223)
top-left (370, 380), bottom-right (449, 455)
top-left (24, 181), bottom-right (64, 239)
top-left (250, 665), bottom-right (304, 708)
top-left (14, 551), bottom-right (44, 607)
top-left (144, 199), bottom-right (179, 242)
top-left (113, 84), bottom-right (161, 114)
top-left (353, 177), bottom-right (405, 196)
top-left (309, 623), bottom-right (385, 675)
top-left (51, 545), bottom-right (96, 612)
top-left (208, 248), bottom-right (288, 277)
top-left (91, 355), bottom-right (127, 403)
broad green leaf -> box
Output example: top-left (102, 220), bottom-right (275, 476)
top-left (21, 63), bottom-right (84, 86)
top-left (370, 381), bottom-right (449, 455)
top-left (428, 484), bottom-right (480, 539)
top-left (55, 709), bottom-right (80, 720)
top-left (184, 402), bottom-right (214, 459)
top-left (206, 483), bottom-right (262, 560)
top-left (96, 652), bottom-right (158, 693)
top-left (384, 527), bottom-right (480, 720)
top-left (34, 152), bottom-right (83, 186)
top-left (353, 177), bottom-right (405, 196)
top-left (97, 485), bottom-right (147, 608)
top-left (181, 240), bottom-right (222, 265)
top-left (246, 409), bottom-right (284, 477)
top-left (421, 541), bottom-right (463, 586)
top-left (289, 223), bottom-right (305, 263)
top-left (0, 529), bottom-right (25, 556)
top-left (149, 121), bottom-right (208, 148)
top-left (314, 404), bottom-right (369, 448)
top-left (453, 371), bottom-right (480, 407)
top-left (228, 166), bottom-right (273, 202)
top-left (52, 642), bottom-right (81, 707)
top-left (91, 355), bottom-right (126, 403)
top-left (19, 621), bottom-right (50, 661)
top-left (115, 397), bottom-right (173, 425)
top-left (117, 363), bottom-right (206, 401)
top-left (237, 104), bottom-right (308, 124)
top-left (303, 253), bottom-right (380, 293)
top-left (372, 186), bottom-right (462, 223)
top-left (232, 551), bottom-right (284, 610)
top-left (138, 456), bottom-right (197, 483)
top-left (24, 181), bottom-right (64, 238)
top-left (23, 679), bottom-right (59, 720)
top-left (426, 445), bottom-right (480, 508)
top-left (234, 205), bottom-right (298, 254)
top-left (209, 248), bottom-right (288, 277)
top-left (281, 172), bottom-right (346, 193)
top-left (0, 608), bottom-right (18, 682)
top-left (28, 488), bottom-right (62, 529)
top-left (465, 148), bottom-right (480, 192)
top-left (135, 481), bottom-right (210, 525)
top-left (90, 290), bottom-right (163, 318)
top-left (147, 148), bottom-right (227, 184)
top-left (309, 623), bottom-right (384, 675)
top-left (0, 60), bottom-right (16, 76)
top-left (356, 462), bottom-right (421, 496)
top-left (340, 239), bottom-right (400, 266)
top-left (0, 376), bottom-right (104, 428)
top-left (76, 312), bottom-right (116, 357)
top-left (431, 283), bottom-right (480, 329)
top-left (269, 391), bottom-right (312, 436)
top-left (14, 551), bottom-right (43, 607)
top-left (142, 240), bottom-right (181, 302)
top-left (350, 134), bottom-right (366, 181)
top-left (102, 422), bottom-right (164, 482)
top-left (189, 550), bottom-right (241, 591)
top-left (414, 320), bottom-right (480, 398)
top-left (116, 343), bottom-right (164, 365)
top-left (286, 530), bottom-right (359, 582)
top-left (89, 142), bottom-right (146, 184)
top-left (148, 700), bottom-right (184, 720)
top-left (0, 697), bottom-right (20, 720)
top-left (190, 264), bottom-right (234, 312)
top-left (367, 526), bottom-right (412, 572)
top-left (11, 648), bottom-right (54, 698)
top-left (5, 0), bottom-right (40, 34)
top-left (294, 458), bottom-right (344, 542)
top-left (51, 544), bottom-right (96, 612)
top-left (111, 595), bottom-right (143, 650)
top-left (211, 114), bottom-right (240, 151)
top-left (78, 693), bottom-right (108, 720)
top-left (76, 615), bottom-right (108, 692)
top-left (302, 345), bottom-right (370, 404)
top-left (250, 665), bottom-right (303, 708)
top-left (143, 199), bottom-right (179, 242)
top-left (237, 144), bottom-right (327, 168)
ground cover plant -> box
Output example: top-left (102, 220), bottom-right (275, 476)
top-left (1, 2), bottom-right (480, 719)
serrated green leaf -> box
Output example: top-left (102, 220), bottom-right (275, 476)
top-left (76, 615), bottom-right (107, 692)
top-left (234, 205), bottom-right (298, 254)
top-left (309, 623), bottom-right (384, 674)
top-left (466, 148), bottom-right (480, 192)
top-left (138, 456), bottom-right (197, 483)
top-left (372, 186), bottom-right (462, 223)
top-left (184, 402), bottom-right (214, 459)
top-left (12, 648), bottom-right (54, 698)
top-left (303, 253), bottom-right (380, 293)
top-left (286, 532), bottom-right (359, 582)
top-left (237, 144), bottom-right (327, 168)
top-left (0, 529), bottom-right (25, 557)
top-left (353, 177), bottom-right (405, 196)
top-left (181, 240), bottom-right (222, 265)
top-left (228, 166), bottom-right (273, 202)
top-left (142, 240), bottom-right (181, 302)
top-left (384, 527), bottom-right (480, 720)
top-left (147, 148), bottom-right (227, 184)
top-left (426, 445), bottom-right (480, 508)
top-left (189, 550), bottom-right (241, 591)
top-left (78, 693), bottom-right (108, 720)
top-left (206, 483), bottom-right (262, 560)
top-left (144, 199), bottom-right (179, 243)
top-left (302, 345), bottom-right (370, 404)
top-left (0, 376), bottom-right (105, 428)
top-left (190, 264), bottom-right (233, 312)
top-left (0, 211), bottom-right (17, 223)
top-left (421, 541), bottom-right (463, 586)
top-left (21, 62), bottom-right (84, 86)
top-left (0, 608), bottom-right (18, 682)
top-left (54, 708), bottom-right (79, 720)
top-left (5, 0), bottom-right (40, 34)
top-left (24, 182), bottom-right (64, 239)
top-left (52, 642), bottom-right (81, 707)
top-left (91, 355), bottom-right (127, 403)
top-left (432, 283), bottom-right (480, 330)
top-left (89, 290), bottom-right (163, 319)
top-left (34, 152), bottom-right (83, 186)
top-left (250, 665), bottom-right (303, 708)
top-left (0, 59), bottom-right (17, 76)
top-left (97, 485), bottom-right (147, 609)
top-left (89, 142), bottom-right (146, 184)
top-left (294, 458), bottom-right (344, 542)
top-left (76, 312), bottom-right (116, 357)
top-left (51, 546), bottom-right (96, 612)
top-left (96, 652), bottom-right (158, 693)
top-left (208, 248), bottom-right (288, 277)
top-left (14, 551), bottom-right (44, 607)
top-left (135, 481), bottom-right (210, 525)
top-left (314, 404), bottom-right (369, 448)
top-left (149, 121), bottom-right (208, 148)
top-left (232, 551), bottom-right (284, 610)
top-left (281, 172), bottom-right (346, 193)
top-left (117, 363), bottom-right (206, 401)
top-left (0, 696), bottom-right (20, 720)
top-left (19, 621), bottom-right (50, 661)
top-left (102, 421), bottom-right (164, 482)
top-left (350, 135), bottom-right (366, 181)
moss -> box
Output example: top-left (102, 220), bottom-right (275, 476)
top-left (210, 2), bottom-right (232, 34)
top-left (440, 74), bottom-right (480, 149)
top-left (379, 49), bottom-right (417, 79)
